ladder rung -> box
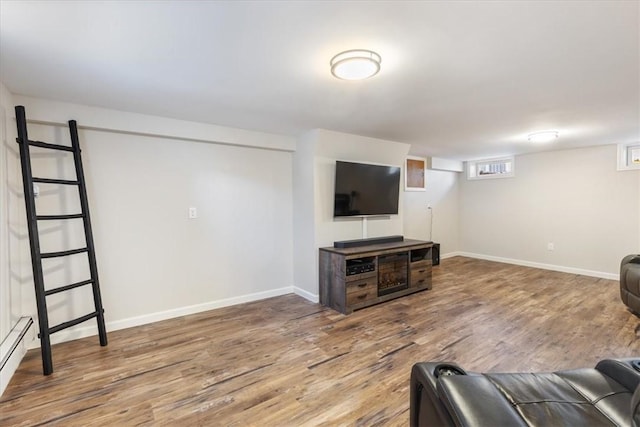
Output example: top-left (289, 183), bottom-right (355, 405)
top-left (37, 213), bottom-right (84, 220)
top-left (45, 279), bottom-right (93, 296)
top-left (28, 140), bottom-right (74, 152)
top-left (40, 247), bottom-right (88, 258)
top-left (48, 311), bottom-right (99, 335)
top-left (32, 177), bottom-right (79, 185)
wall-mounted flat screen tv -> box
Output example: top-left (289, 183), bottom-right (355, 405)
top-left (334, 161), bottom-right (401, 217)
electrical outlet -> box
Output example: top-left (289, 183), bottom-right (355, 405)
top-left (547, 242), bottom-right (555, 251)
top-left (188, 207), bottom-right (197, 219)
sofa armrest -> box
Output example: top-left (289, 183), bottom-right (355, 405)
top-left (621, 255), bottom-right (640, 313)
top-left (410, 362), bottom-right (457, 427)
top-left (436, 375), bottom-right (528, 427)
top-left (623, 255), bottom-right (640, 265)
top-left (632, 384), bottom-right (640, 427)
top-left (595, 358), bottom-right (640, 392)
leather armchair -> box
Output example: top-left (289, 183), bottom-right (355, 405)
top-left (410, 358), bottom-right (640, 427)
top-left (621, 255), bottom-right (640, 315)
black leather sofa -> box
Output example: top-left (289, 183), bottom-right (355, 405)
top-left (621, 255), bottom-right (640, 315)
top-left (410, 358), bottom-right (640, 426)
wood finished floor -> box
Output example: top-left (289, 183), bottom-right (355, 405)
top-left (2, 256), bottom-right (639, 426)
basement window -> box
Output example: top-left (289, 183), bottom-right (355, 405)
top-left (617, 142), bottom-right (640, 171)
top-left (467, 156), bottom-right (514, 180)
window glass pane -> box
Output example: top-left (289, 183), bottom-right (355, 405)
top-left (477, 160), bottom-right (511, 175)
top-left (468, 157), bottom-right (514, 179)
top-left (629, 146), bottom-right (640, 165)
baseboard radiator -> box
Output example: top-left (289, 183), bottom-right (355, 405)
top-left (0, 317), bottom-right (33, 396)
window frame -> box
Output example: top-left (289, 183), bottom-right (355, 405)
top-left (467, 156), bottom-right (515, 180)
top-left (617, 142), bottom-right (640, 171)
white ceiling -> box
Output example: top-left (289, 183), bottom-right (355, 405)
top-left (1, 1), bottom-right (638, 160)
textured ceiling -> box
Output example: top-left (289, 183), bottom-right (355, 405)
top-left (1, 1), bottom-right (638, 160)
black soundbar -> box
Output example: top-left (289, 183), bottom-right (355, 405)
top-left (334, 235), bottom-right (404, 249)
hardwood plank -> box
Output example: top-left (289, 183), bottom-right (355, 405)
top-left (2, 256), bottom-right (639, 426)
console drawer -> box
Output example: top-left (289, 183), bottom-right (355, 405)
top-left (411, 264), bottom-right (432, 289)
top-left (346, 278), bottom-right (377, 305)
top-left (346, 277), bottom-right (377, 293)
top-left (347, 288), bottom-right (378, 305)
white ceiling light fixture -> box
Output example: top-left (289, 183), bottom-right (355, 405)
top-left (330, 49), bottom-right (381, 80)
top-left (528, 130), bottom-right (559, 143)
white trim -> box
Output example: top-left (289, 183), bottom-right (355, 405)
top-left (29, 287), bottom-right (295, 349)
top-left (293, 286), bottom-right (319, 303)
top-left (19, 249), bottom-right (617, 350)
top-left (455, 252), bottom-right (618, 280)
top-left (427, 157), bottom-right (464, 172)
top-left (1, 317), bottom-right (34, 397)
top-left (441, 251), bottom-right (463, 260)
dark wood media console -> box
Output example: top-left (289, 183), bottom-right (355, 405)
top-left (319, 239), bottom-right (433, 314)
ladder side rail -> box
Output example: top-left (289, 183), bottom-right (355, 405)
top-left (15, 106), bottom-right (54, 375)
top-left (68, 120), bottom-right (108, 346)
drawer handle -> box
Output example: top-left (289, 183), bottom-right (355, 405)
top-left (358, 283), bottom-right (368, 288)
top-left (418, 269), bottom-right (426, 273)
top-left (417, 279), bottom-right (425, 284)
top-left (357, 294), bottom-right (367, 300)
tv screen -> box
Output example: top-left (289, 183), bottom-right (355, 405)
top-left (334, 161), bottom-right (401, 217)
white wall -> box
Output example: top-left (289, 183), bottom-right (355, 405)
top-left (403, 169), bottom-right (460, 255)
top-left (13, 96), bottom-right (296, 344)
top-left (459, 144), bottom-right (640, 277)
top-left (312, 129), bottom-right (410, 248)
top-left (1, 82), bottom-right (35, 396)
top-left (0, 84), bottom-right (30, 344)
top-left (292, 129), bottom-right (412, 298)
top-left (0, 84), bottom-right (15, 342)
top-left (292, 131), bottom-right (317, 299)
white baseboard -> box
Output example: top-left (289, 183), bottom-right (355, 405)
top-left (293, 286), bottom-right (319, 303)
top-left (1, 317), bottom-right (34, 397)
top-left (24, 251), bottom-right (618, 351)
top-left (30, 286), bottom-right (296, 349)
top-left (454, 252), bottom-right (619, 281)
top-left (441, 251), bottom-right (462, 260)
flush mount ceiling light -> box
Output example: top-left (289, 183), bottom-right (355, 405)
top-left (528, 130), bottom-right (559, 143)
top-left (330, 49), bottom-right (381, 80)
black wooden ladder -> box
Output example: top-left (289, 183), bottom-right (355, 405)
top-left (15, 105), bottom-right (107, 375)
